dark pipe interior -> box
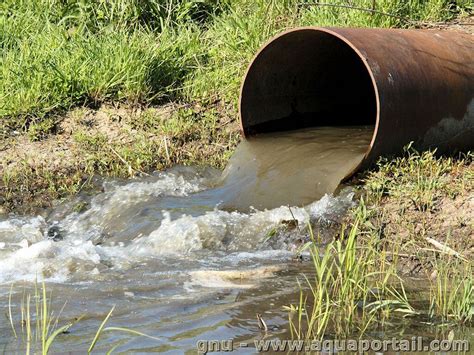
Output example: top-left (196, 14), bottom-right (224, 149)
top-left (240, 29), bottom-right (377, 135)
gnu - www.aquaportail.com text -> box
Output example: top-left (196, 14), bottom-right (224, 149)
top-left (196, 337), bottom-right (469, 353)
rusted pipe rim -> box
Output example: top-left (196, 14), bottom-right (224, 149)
top-left (239, 27), bottom-right (381, 178)
top-left (240, 26), bottom-right (474, 180)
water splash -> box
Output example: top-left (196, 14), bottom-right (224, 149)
top-left (0, 127), bottom-right (370, 284)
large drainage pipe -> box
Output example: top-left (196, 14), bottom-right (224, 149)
top-left (239, 27), bottom-right (474, 177)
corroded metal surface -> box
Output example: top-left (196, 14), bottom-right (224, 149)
top-left (239, 27), bottom-right (474, 176)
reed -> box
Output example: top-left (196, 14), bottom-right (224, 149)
top-left (287, 219), bottom-right (417, 339)
top-left (6, 280), bottom-right (158, 354)
top-left (429, 258), bottom-right (474, 324)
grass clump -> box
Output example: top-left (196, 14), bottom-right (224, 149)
top-left (288, 219), bottom-right (416, 340)
top-left (27, 118), bottom-right (59, 142)
top-left (1, 0), bottom-right (469, 133)
top-left (288, 148), bottom-right (473, 339)
top-left (355, 148), bottom-right (473, 270)
top-left (364, 145), bottom-right (472, 212)
top-left (299, 0), bottom-right (469, 28)
top-left (289, 218), bottom-right (472, 341)
top-left (7, 280), bottom-right (83, 354)
top-left (356, 148), bottom-right (473, 324)
top-left (183, 0), bottom-right (300, 103)
top-left (366, 149), bottom-right (473, 322)
top-left (7, 281), bottom-right (159, 354)
top-left (0, 0), bottom-right (225, 132)
top-left (1, 164), bottom-right (87, 212)
top-left (1, 25), bottom-right (202, 132)
top-left (430, 258), bottom-right (473, 324)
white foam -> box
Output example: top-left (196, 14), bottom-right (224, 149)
top-left (0, 171), bottom-right (355, 284)
top-left (129, 204), bottom-right (309, 256)
top-left (307, 190), bottom-right (355, 222)
top-left (59, 172), bottom-right (209, 241)
top-left (0, 216), bottom-right (46, 244)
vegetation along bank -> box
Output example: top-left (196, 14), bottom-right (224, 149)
top-left (0, 0), bottom-right (472, 346)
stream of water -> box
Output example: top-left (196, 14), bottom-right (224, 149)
top-left (4, 126), bottom-right (459, 353)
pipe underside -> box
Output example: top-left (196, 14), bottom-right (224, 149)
top-left (239, 27), bottom-right (474, 178)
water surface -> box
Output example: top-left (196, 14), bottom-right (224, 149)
top-left (0, 126), bottom-right (380, 352)
top-left (216, 126), bottom-right (372, 210)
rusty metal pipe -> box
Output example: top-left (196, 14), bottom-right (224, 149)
top-left (239, 27), bottom-right (474, 177)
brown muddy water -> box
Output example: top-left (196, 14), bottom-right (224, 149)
top-left (217, 127), bottom-right (372, 210)
top-left (0, 126), bottom-right (471, 353)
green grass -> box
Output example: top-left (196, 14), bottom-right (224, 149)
top-left (430, 258), bottom-right (473, 324)
top-left (1, 23), bottom-right (202, 132)
top-left (1, 0), bottom-right (470, 134)
top-left (287, 219), bottom-right (417, 340)
top-left (289, 214), bottom-right (472, 340)
top-left (7, 281), bottom-right (159, 354)
top-left (287, 148), bottom-right (473, 339)
top-left (364, 146), bottom-right (473, 212)
top-left (357, 148), bottom-right (473, 325)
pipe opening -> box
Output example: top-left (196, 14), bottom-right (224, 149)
top-left (240, 28), bottom-right (378, 136)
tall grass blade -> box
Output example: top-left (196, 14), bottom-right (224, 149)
top-left (8, 283), bottom-right (17, 338)
top-left (102, 327), bottom-right (161, 341)
top-left (88, 305), bottom-right (115, 354)
top-left (42, 279), bottom-right (48, 353)
top-left (44, 323), bottom-right (73, 354)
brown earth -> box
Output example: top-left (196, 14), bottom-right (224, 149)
top-left (435, 14), bottom-right (473, 34)
top-left (0, 102), bottom-right (240, 213)
top-left (380, 189), bottom-right (473, 276)
top-left (354, 159), bottom-right (473, 276)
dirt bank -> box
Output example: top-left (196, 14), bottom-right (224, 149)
top-left (351, 150), bottom-right (473, 276)
top-left (0, 103), bottom-right (240, 213)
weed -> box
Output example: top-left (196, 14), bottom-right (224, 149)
top-left (287, 219), bottom-right (414, 339)
top-left (7, 281), bottom-right (158, 353)
top-left (288, 211), bottom-right (472, 340)
top-left (27, 118), bottom-right (58, 142)
top-left (429, 258), bottom-right (474, 324)
top-left (365, 145), bottom-right (460, 212)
